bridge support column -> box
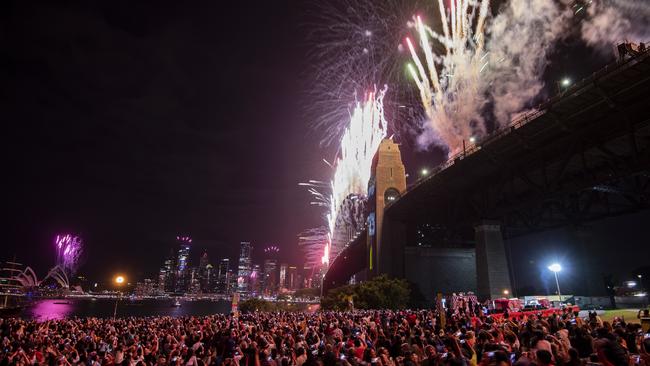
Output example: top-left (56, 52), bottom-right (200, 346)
top-left (475, 221), bottom-right (512, 300)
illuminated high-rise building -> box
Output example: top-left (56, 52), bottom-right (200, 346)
top-left (302, 265), bottom-right (313, 289)
top-left (279, 263), bottom-right (287, 290)
top-left (158, 249), bottom-right (176, 293)
top-left (228, 268), bottom-right (237, 294)
top-left (206, 264), bottom-right (215, 292)
top-left (175, 236), bottom-right (192, 293)
top-left (237, 241), bottom-right (252, 295)
top-left (217, 258), bottom-right (230, 294)
top-left (287, 266), bottom-right (298, 290)
top-left (263, 259), bottom-right (278, 295)
top-left (198, 251), bottom-right (211, 292)
top-left (250, 264), bottom-right (261, 295)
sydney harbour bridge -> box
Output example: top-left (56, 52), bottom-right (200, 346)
top-left (323, 46), bottom-right (650, 300)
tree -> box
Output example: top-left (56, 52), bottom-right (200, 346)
top-left (321, 275), bottom-right (410, 310)
top-left (239, 298), bottom-right (275, 312)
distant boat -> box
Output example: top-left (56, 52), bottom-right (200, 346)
top-left (53, 301), bottom-right (71, 305)
top-left (171, 299), bottom-right (182, 307)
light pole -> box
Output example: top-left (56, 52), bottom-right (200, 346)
top-left (557, 77), bottom-right (571, 94)
top-left (113, 275), bottom-right (125, 319)
top-left (548, 264), bottom-right (562, 302)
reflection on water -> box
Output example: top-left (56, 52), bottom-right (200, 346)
top-left (29, 300), bottom-right (74, 320)
top-left (22, 299), bottom-right (231, 320)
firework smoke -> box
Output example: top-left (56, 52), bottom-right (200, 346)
top-left (55, 234), bottom-right (83, 275)
top-left (486, 0), bottom-right (570, 127)
top-left (580, 0), bottom-right (650, 53)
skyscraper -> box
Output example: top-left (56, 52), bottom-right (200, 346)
top-left (175, 236), bottom-right (192, 293)
top-left (263, 259), bottom-right (278, 295)
top-left (159, 249), bottom-right (176, 293)
top-left (237, 241), bottom-right (252, 295)
top-left (228, 268), bottom-right (237, 294)
top-left (287, 266), bottom-right (297, 290)
top-left (217, 258), bottom-right (230, 294)
top-left (279, 263), bottom-right (287, 290)
top-left (250, 264), bottom-right (261, 295)
top-left (302, 265), bottom-right (313, 289)
top-left (198, 251), bottom-right (210, 292)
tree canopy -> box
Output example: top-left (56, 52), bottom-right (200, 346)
top-left (321, 275), bottom-right (411, 310)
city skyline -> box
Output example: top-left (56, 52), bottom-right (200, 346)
top-left (142, 236), bottom-right (317, 296)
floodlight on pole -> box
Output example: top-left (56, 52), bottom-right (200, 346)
top-left (113, 274), bottom-right (126, 319)
top-left (548, 263), bottom-right (562, 302)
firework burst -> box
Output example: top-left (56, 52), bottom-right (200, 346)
top-left (54, 234), bottom-right (83, 275)
top-left (407, 0), bottom-right (577, 153)
top-left (306, 0), bottom-right (432, 146)
top-left (406, 0), bottom-right (490, 154)
top-left (300, 87), bottom-right (388, 267)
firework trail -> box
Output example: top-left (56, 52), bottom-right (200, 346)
top-left (406, 0), bottom-right (490, 154)
top-left (300, 87), bottom-right (388, 266)
top-left (407, 0), bottom-right (571, 153)
top-left (298, 226), bottom-right (329, 267)
top-left (55, 234), bottom-right (83, 275)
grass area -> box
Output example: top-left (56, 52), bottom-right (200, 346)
top-left (600, 309), bottom-right (643, 323)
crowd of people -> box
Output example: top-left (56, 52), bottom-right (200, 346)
top-left (1, 307), bottom-right (649, 366)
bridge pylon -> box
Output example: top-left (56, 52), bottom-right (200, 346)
top-left (475, 221), bottom-right (512, 300)
top-left (367, 138), bottom-right (407, 278)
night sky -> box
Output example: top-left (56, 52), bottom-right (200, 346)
top-left (2, 1), bottom-right (648, 292)
top-left (2, 1), bottom-right (326, 282)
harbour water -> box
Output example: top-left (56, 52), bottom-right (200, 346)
top-left (20, 298), bottom-right (231, 320)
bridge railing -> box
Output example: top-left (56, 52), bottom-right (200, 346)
top-left (397, 47), bottom-right (650, 200)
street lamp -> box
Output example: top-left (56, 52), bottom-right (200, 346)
top-left (113, 275), bottom-right (125, 319)
top-left (421, 168), bottom-right (429, 176)
top-left (548, 263), bottom-right (562, 302)
top-left (503, 289), bottom-right (510, 296)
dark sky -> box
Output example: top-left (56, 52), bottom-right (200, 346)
top-left (2, 1), bottom-right (648, 291)
top-left (2, 1), bottom-right (327, 282)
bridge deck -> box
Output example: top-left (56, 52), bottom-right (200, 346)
top-left (386, 49), bottom-right (650, 234)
